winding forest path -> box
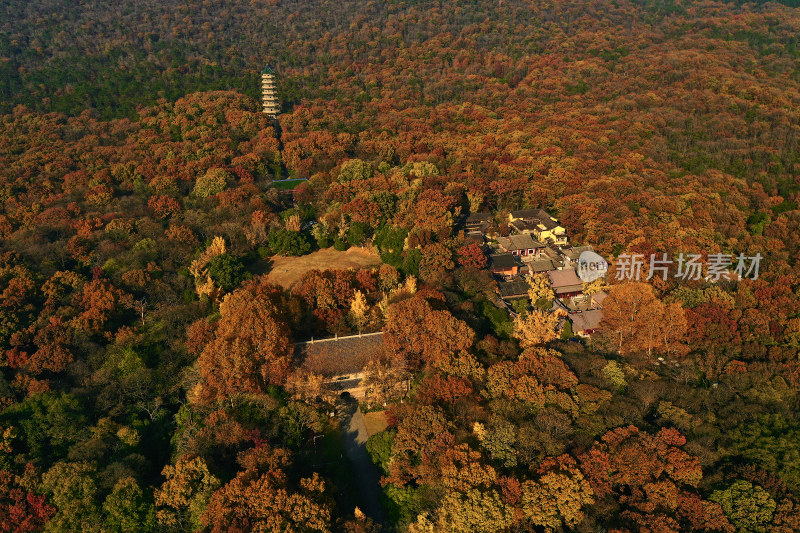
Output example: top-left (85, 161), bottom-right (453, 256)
top-left (337, 397), bottom-right (389, 529)
top-left (272, 116), bottom-right (290, 180)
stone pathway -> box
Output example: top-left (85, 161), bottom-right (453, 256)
top-left (337, 397), bottom-right (389, 529)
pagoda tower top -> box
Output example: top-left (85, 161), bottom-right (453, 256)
top-left (261, 64), bottom-right (280, 118)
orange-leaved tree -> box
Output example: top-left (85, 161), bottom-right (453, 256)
top-left (598, 282), bottom-right (686, 358)
top-left (202, 446), bottom-right (333, 532)
top-left (193, 277), bottom-right (292, 404)
top-left (579, 426), bottom-right (733, 532)
top-left (384, 292), bottom-right (474, 368)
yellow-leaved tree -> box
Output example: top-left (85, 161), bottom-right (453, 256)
top-left (349, 289), bottom-right (368, 331)
top-left (513, 311), bottom-right (559, 349)
top-left (521, 455), bottom-right (594, 531)
top-left (527, 273), bottom-right (554, 309)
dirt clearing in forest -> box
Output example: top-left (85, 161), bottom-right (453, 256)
top-left (266, 247), bottom-right (381, 289)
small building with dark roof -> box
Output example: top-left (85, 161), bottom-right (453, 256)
top-left (509, 208), bottom-right (549, 222)
top-left (462, 213), bottom-right (494, 242)
top-left (498, 278), bottom-right (530, 300)
top-left (465, 212), bottom-right (493, 228)
top-left (527, 257), bottom-right (563, 273)
top-left (509, 219), bottom-right (539, 234)
top-left (489, 253), bottom-right (520, 279)
top-left (463, 232), bottom-right (485, 246)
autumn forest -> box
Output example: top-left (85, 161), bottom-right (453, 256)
top-left (1, 0), bottom-right (800, 531)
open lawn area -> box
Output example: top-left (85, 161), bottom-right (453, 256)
top-left (363, 411), bottom-right (388, 438)
top-left (266, 247), bottom-right (381, 289)
top-left (268, 178), bottom-right (308, 190)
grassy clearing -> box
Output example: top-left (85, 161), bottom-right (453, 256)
top-left (268, 179), bottom-right (307, 190)
top-left (266, 247), bottom-right (381, 289)
top-left (363, 411), bottom-right (388, 438)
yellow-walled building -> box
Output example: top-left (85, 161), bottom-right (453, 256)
top-left (509, 208), bottom-right (568, 246)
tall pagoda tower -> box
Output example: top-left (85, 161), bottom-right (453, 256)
top-left (261, 65), bottom-right (280, 118)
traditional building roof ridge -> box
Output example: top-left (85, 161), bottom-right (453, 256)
top-left (570, 309), bottom-right (604, 334)
top-left (295, 330), bottom-right (384, 345)
top-left (296, 331), bottom-right (384, 377)
top-left (498, 278), bottom-right (530, 299)
top-left (489, 252), bottom-right (519, 269)
top-left (465, 211), bottom-right (493, 223)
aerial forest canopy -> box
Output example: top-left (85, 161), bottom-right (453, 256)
top-left (1, 0), bottom-right (800, 532)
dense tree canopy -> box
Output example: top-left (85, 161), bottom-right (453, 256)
top-left (194, 277), bottom-right (293, 404)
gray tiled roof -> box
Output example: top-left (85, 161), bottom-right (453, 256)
top-left (570, 310), bottom-right (604, 333)
top-left (497, 233), bottom-right (545, 252)
top-left (465, 212), bottom-right (493, 226)
top-left (490, 253), bottom-right (519, 269)
top-left (548, 268), bottom-right (582, 287)
top-left (297, 332), bottom-right (384, 377)
top-left (511, 208), bottom-right (562, 231)
top-left (561, 245), bottom-right (594, 262)
top-left (528, 258), bottom-right (562, 273)
top-left (498, 280), bottom-right (530, 298)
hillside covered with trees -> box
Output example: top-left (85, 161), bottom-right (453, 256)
top-left (1, 0), bottom-right (800, 531)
